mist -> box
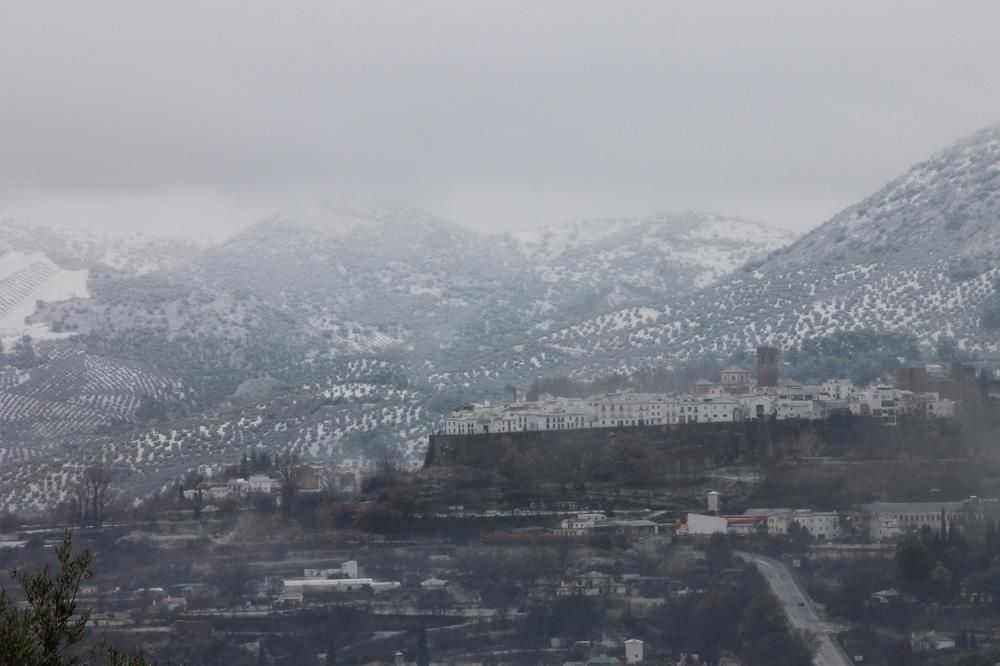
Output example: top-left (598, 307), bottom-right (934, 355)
top-left (3, 1), bottom-right (1000, 239)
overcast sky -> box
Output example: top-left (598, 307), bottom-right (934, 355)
top-left (2, 1), bottom-right (1000, 241)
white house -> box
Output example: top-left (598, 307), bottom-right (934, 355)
top-left (247, 474), bottom-right (276, 493)
top-left (792, 510), bottom-right (840, 540)
top-left (861, 386), bottom-right (901, 425)
top-left (624, 638), bottom-right (644, 664)
top-left (775, 400), bottom-right (817, 420)
top-left (555, 513), bottom-right (608, 536)
top-left (750, 508), bottom-right (840, 540)
top-left (740, 395), bottom-right (776, 420)
top-left (821, 379), bottom-right (854, 400)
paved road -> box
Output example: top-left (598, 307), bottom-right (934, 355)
top-left (736, 552), bottom-right (851, 666)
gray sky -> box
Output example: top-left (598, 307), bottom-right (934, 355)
top-left (2, 1), bottom-right (1000, 240)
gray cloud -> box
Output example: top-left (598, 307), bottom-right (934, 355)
top-left (2, 1), bottom-right (1000, 239)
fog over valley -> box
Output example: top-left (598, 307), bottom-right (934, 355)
top-left (4, 3), bottom-right (1000, 666)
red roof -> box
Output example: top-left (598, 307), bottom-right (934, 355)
top-left (722, 515), bottom-right (766, 524)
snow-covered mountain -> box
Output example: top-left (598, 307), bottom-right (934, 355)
top-left (774, 125), bottom-right (1000, 268)
top-left (0, 197), bottom-right (797, 514)
top-left (6, 117), bottom-right (1000, 515)
top-left (0, 252), bottom-right (89, 344)
top-left (471, 124), bottom-right (1000, 385)
top-left (0, 218), bottom-right (198, 274)
top-left (512, 212), bottom-right (795, 316)
top-left (190, 197), bottom-right (536, 361)
top-left (19, 118), bottom-right (1000, 513)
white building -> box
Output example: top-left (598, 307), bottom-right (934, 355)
top-left (776, 382), bottom-right (821, 401)
top-left (283, 577), bottom-right (400, 594)
top-left (775, 400), bottom-right (818, 420)
top-left (442, 378), bottom-right (956, 437)
top-left (444, 398), bottom-right (593, 434)
top-left (684, 513), bottom-right (728, 535)
top-left (740, 395), bottom-right (776, 420)
top-left (248, 474), bottom-right (276, 493)
top-left (821, 379), bottom-right (854, 400)
top-left (700, 397), bottom-right (743, 423)
top-left (857, 501), bottom-right (965, 541)
top-left (860, 386), bottom-right (901, 425)
top-left (624, 638), bottom-right (644, 664)
top-left (304, 560), bottom-right (360, 580)
top-left (555, 512), bottom-right (608, 536)
top-left (746, 508), bottom-right (840, 540)
top-left (720, 366), bottom-right (751, 388)
top-left (592, 393), bottom-right (671, 427)
top-left (782, 510), bottom-right (839, 540)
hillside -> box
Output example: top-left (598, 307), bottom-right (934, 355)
top-left (0, 356), bottom-right (427, 514)
top-left (0, 252), bottom-right (88, 342)
top-left (0, 199), bottom-right (800, 514)
top-left (466, 124), bottom-right (1000, 385)
top-left (0, 218), bottom-right (198, 274)
top-left (512, 212), bottom-right (794, 315)
top-left (190, 197), bottom-right (537, 362)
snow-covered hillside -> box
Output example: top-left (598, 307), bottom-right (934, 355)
top-left (27, 123), bottom-right (1000, 517)
top-left (512, 212), bottom-right (795, 315)
top-left (0, 252), bottom-right (88, 344)
top-left (0, 218), bottom-right (198, 274)
top-left (0, 198), bottom-right (796, 514)
top-left (460, 125), bottom-right (1000, 386)
top-left (516, 212), bottom-right (792, 272)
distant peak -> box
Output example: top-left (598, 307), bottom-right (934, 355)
top-left (251, 194), bottom-right (462, 239)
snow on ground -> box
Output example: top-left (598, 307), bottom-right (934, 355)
top-left (0, 251), bottom-right (89, 345)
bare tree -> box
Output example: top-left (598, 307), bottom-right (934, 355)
top-left (417, 588), bottom-right (453, 616)
top-left (65, 464), bottom-right (125, 528)
top-left (83, 464), bottom-right (125, 527)
top-left (376, 442), bottom-right (405, 485)
top-left (212, 560), bottom-right (255, 608)
top-left (318, 463), bottom-right (341, 496)
top-left (276, 449), bottom-right (300, 515)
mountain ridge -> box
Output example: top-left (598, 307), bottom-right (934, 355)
top-left (7, 123), bottom-right (1000, 515)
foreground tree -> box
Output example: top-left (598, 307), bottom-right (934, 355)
top-left (0, 530), bottom-right (151, 665)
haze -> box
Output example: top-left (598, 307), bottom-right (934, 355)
top-left (2, 0), bottom-right (1000, 240)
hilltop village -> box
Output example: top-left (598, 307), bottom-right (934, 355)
top-left (443, 346), bottom-right (968, 435)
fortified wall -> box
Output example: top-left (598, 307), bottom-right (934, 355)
top-left (424, 415), bottom-right (962, 481)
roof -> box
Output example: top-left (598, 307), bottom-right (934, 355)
top-left (420, 577), bottom-right (447, 586)
top-left (859, 501), bottom-right (965, 514)
top-left (743, 508), bottom-right (793, 516)
top-left (609, 519), bottom-right (658, 527)
top-left (723, 515), bottom-right (766, 524)
top-left (693, 378), bottom-right (714, 385)
top-left (722, 365), bottom-right (748, 373)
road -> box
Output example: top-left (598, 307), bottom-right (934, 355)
top-left (736, 551), bottom-right (851, 666)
